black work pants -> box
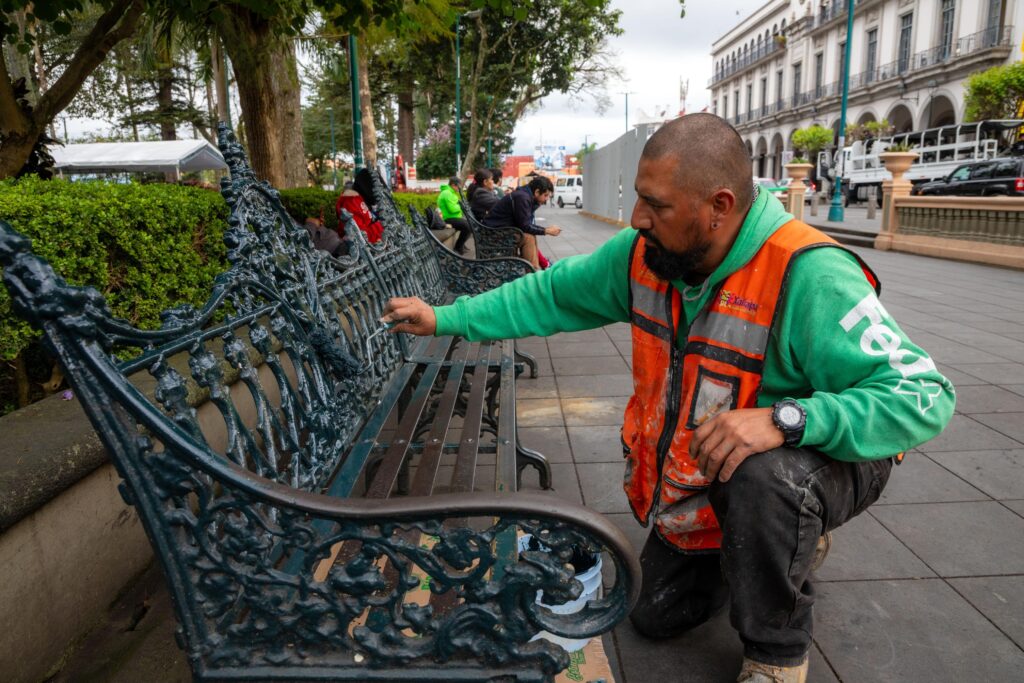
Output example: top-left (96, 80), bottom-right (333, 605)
top-left (447, 217), bottom-right (472, 252)
top-left (628, 446), bottom-right (893, 666)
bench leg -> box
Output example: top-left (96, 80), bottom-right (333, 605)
top-left (514, 346), bottom-right (539, 379)
top-left (516, 441), bottom-right (553, 490)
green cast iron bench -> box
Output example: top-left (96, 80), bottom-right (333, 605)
top-left (0, 125), bottom-right (639, 683)
top-left (458, 198), bottom-right (522, 261)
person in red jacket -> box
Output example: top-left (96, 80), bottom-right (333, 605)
top-left (336, 171), bottom-right (384, 243)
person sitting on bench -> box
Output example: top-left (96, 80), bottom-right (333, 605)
top-left (484, 175), bottom-right (561, 269)
top-left (437, 176), bottom-right (473, 255)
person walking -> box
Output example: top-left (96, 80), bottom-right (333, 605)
top-left (381, 114), bottom-right (955, 683)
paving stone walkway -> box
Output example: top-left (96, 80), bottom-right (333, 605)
top-left (66, 205), bottom-right (1024, 682)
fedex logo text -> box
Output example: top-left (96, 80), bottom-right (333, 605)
top-left (839, 293), bottom-right (936, 378)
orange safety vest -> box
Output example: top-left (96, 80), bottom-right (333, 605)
top-left (622, 219), bottom-right (880, 552)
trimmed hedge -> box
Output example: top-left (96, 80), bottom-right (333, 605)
top-left (0, 178), bottom-right (229, 363)
top-left (278, 187), bottom-right (439, 230)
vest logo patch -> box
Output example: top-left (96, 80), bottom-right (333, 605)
top-left (718, 289), bottom-right (759, 314)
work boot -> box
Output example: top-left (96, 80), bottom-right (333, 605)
top-left (736, 657), bottom-right (808, 683)
top-left (810, 531), bottom-right (833, 572)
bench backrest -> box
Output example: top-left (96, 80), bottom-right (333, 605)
top-left (1, 126), bottom-right (411, 499)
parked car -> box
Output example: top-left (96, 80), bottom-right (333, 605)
top-left (754, 177), bottom-right (785, 199)
top-left (554, 175), bottom-right (583, 208)
top-left (776, 177), bottom-right (816, 204)
top-left (911, 157), bottom-right (1024, 196)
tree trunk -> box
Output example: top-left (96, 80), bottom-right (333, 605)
top-left (217, 9), bottom-right (306, 188)
top-left (210, 38), bottom-right (230, 125)
top-left (397, 84), bottom-right (414, 163)
top-left (157, 73), bottom-right (176, 140)
top-left (460, 16), bottom-right (488, 178)
top-left (356, 39), bottom-right (377, 168)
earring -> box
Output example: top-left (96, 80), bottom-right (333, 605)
top-left (711, 221), bottom-right (720, 230)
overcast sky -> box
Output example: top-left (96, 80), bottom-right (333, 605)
top-left (511, 0), bottom-right (767, 154)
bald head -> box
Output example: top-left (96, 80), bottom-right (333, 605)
top-left (642, 114), bottom-right (752, 208)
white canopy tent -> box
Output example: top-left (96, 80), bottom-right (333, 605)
top-left (49, 140), bottom-right (227, 176)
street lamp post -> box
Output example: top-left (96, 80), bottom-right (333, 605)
top-left (455, 9), bottom-right (483, 176)
top-left (619, 92), bottom-right (636, 133)
top-left (348, 35), bottom-right (364, 171)
top-left (827, 0), bottom-right (855, 222)
top-left (327, 106), bottom-right (338, 191)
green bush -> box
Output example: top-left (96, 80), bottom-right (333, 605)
top-left (278, 187), bottom-right (439, 228)
top-left (0, 178), bottom-right (229, 411)
top-left (416, 141), bottom-right (456, 180)
top-left (278, 187), bottom-right (341, 232)
top-left (394, 192), bottom-right (439, 218)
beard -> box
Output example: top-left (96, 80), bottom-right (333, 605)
top-left (642, 233), bottom-right (711, 281)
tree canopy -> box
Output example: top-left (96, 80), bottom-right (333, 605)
top-left (964, 62), bottom-right (1024, 122)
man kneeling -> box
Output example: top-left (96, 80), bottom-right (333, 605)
top-left (383, 114), bottom-right (954, 682)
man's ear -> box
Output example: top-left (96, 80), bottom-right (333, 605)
top-left (710, 188), bottom-right (737, 221)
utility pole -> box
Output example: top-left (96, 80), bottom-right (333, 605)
top-left (828, 0), bottom-right (855, 222)
top-left (328, 106), bottom-right (337, 190)
top-left (620, 91), bottom-right (636, 133)
top-left (348, 35), bottom-right (364, 170)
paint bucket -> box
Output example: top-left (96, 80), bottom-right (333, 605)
top-left (518, 534), bottom-right (603, 652)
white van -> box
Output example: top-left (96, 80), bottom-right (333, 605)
top-left (554, 175), bottom-right (583, 209)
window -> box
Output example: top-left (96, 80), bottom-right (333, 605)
top-left (723, 95), bottom-right (728, 118)
top-left (866, 28), bottom-right (878, 81)
top-left (940, 0), bottom-right (955, 59)
top-left (994, 160), bottom-right (1019, 176)
top-left (746, 83), bottom-right (753, 115)
top-left (776, 69), bottom-right (784, 106)
top-left (898, 14), bottom-right (913, 74)
top-left (792, 63), bottom-right (803, 105)
top-left (815, 53), bottom-right (825, 97)
top-left (987, 0), bottom-right (1004, 32)
top-left (734, 89), bottom-right (740, 119)
top-left (556, 178), bottom-right (567, 187)
top-left (950, 166), bottom-right (971, 181)
top-left (837, 41), bottom-right (846, 82)
top-left (713, 99), bottom-right (718, 115)
top-left (970, 163), bottom-right (996, 180)
top-left (760, 77), bottom-right (768, 113)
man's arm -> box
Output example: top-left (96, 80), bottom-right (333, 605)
top-left (386, 228), bottom-right (637, 340)
top-left (776, 248), bottom-right (955, 460)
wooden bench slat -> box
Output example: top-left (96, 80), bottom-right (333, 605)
top-left (363, 351), bottom-right (448, 499)
top-left (450, 342), bottom-right (495, 493)
top-left (408, 342), bottom-right (473, 498)
top-left (495, 339), bottom-right (519, 492)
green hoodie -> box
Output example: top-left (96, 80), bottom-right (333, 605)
top-left (437, 184), bottom-right (464, 220)
top-left (434, 191), bottom-right (955, 461)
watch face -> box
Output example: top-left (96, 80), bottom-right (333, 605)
top-left (778, 403), bottom-right (802, 428)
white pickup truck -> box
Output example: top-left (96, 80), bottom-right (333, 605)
top-left (817, 119), bottom-right (1024, 205)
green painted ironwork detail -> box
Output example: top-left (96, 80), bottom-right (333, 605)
top-left (0, 123), bottom-right (639, 682)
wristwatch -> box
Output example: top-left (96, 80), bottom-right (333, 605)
top-left (771, 399), bottom-right (807, 447)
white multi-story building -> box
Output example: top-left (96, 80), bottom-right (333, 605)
top-left (710, 0), bottom-right (1020, 180)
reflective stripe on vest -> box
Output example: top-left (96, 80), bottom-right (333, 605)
top-left (622, 220), bottom-right (881, 552)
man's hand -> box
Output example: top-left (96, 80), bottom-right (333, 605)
top-left (382, 297), bottom-right (436, 336)
top-left (690, 407), bottom-right (784, 482)
top-left (544, 225), bottom-right (562, 236)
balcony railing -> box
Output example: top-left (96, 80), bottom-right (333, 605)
top-left (732, 26), bottom-right (1013, 128)
top-left (710, 40), bottom-right (785, 87)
